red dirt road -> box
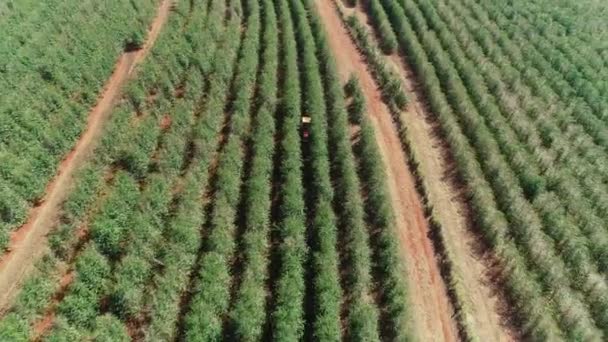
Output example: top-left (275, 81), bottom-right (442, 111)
top-left (0, 0), bottom-right (173, 311)
top-left (342, 1), bottom-right (518, 340)
top-left (315, 1), bottom-right (458, 341)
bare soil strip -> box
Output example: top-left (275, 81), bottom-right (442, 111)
top-left (386, 50), bottom-right (518, 341)
top-left (338, 1), bottom-right (518, 340)
top-left (314, 1), bottom-right (458, 341)
top-left (0, 0), bottom-right (173, 311)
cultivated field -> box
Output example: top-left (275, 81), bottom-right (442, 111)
top-left (0, 0), bottom-right (607, 341)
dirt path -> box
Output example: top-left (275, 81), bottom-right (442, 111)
top-left (386, 50), bottom-right (518, 341)
top-left (333, 1), bottom-right (518, 341)
top-left (315, 1), bottom-right (458, 341)
top-left (0, 0), bottom-right (173, 311)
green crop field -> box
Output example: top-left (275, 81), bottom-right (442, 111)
top-left (0, 0), bottom-right (607, 341)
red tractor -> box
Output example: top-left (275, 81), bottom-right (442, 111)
top-left (301, 116), bottom-right (311, 141)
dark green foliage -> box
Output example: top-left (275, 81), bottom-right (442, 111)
top-left (125, 31), bottom-right (145, 50)
top-left (0, 313), bottom-right (28, 342)
top-left (183, 0), bottom-right (260, 339)
top-left (367, 0), bottom-right (397, 54)
top-left (345, 75), bottom-right (365, 125)
top-left (228, 0), bottom-right (279, 339)
top-left (58, 245), bottom-right (110, 328)
top-left (343, 14), bottom-right (407, 110)
top-left (288, 0), bottom-right (342, 340)
top-left (306, 6), bottom-right (382, 339)
top-left (269, 0), bottom-right (308, 340)
top-left (92, 314), bottom-right (129, 342)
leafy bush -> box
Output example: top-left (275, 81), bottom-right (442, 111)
top-left (93, 314), bottom-right (129, 342)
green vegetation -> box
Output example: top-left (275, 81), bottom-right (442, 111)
top-left (228, 0), bottom-right (279, 339)
top-left (183, 0), bottom-right (259, 339)
top-left (268, 0), bottom-right (307, 339)
top-left (0, 0), bottom-right (157, 249)
top-left (369, 0), bottom-right (608, 339)
top-left (367, 0), bottom-right (397, 54)
top-left (340, 11), bottom-right (407, 110)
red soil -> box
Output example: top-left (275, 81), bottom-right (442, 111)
top-left (314, 1), bottom-right (459, 340)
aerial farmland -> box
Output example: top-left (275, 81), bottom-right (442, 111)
top-left (0, 0), bottom-right (607, 341)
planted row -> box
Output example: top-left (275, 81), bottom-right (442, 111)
top-left (183, 0), bottom-right (261, 339)
top-left (228, 0), bottom-right (279, 339)
top-left (339, 10), bottom-right (407, 110)
top-left (288, 0), bottom-right (342, 340)
top-left (308, 9), bottom-right (382, 341)
top-left (268, 0), bottom-right (308, 339)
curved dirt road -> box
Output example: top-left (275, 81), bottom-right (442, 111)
top-left (0, 0), bottom-right (173, 311)
top-left (314, 1), bottom-right (458, 341)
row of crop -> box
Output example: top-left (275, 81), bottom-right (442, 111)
top-left (408, 0), bottom-right (608, 332)
top-left (0, 73), bottom-right (178, 339)
top-left (267, 0), bottom-right (308, 339)
top-left (341, 0), bottom-right (397, 55)
top-left (143, 1), bottom-right (245, 340)
top-left (345, 77), bottom-right (365, 124)
top-left (307, 11), bottom-right (382, 341)
top-left (390, 0), bottom-right (608, 338)
top-left (107, 99), bottom-right (201, 325)
top-left (141, 0), bottom-right (238, 336)
top-left (0, 0), bottom-right (158, 248)
top-left (352, 97), bottom-right (412, 342)
top-left (378, 0), bottom-right (568, 340)
top-left (344, 16), bottom-right (407, 111)
top-left (467, 0), bottom-right (608, 161)
top-left (183, 0), bottom-right (261, 339)
top-left (426, 0), bottom-right (608, 264)
top-left (0, 1), bottom-right (194, 337)
top-left (366, 0), bottom-right (397, 54)
top-left (308, 3), bottom-right (412, 340)
top-left (439, 0), bottom-right (608, 314)
top-left (288, 0), bottom-right (342, 340)
top-left (0, 159), bottom-right (109, 341)
top-left (227, 0), bottom-right (279, 339)
top-left (503, 0), bottom-right (608, 76)
top-left (46, 97), bottom-right (172, 338)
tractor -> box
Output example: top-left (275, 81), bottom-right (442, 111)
top-left (301, 116), bottom-right (311, 141)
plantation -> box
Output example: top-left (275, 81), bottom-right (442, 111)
top-left (1, 0), bottom-right (607, 341)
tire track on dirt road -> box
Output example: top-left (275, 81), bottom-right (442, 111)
top-left (0, 0), bottom-right (174, 311)
top-left (314, 1), bottom-right (458, 341)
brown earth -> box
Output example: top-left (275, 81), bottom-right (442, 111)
top-left (31, 270), bottom-right (74, 341)
top-left (0, 0), bottom-right (173, 311)
top-left (332, 1), bottom-right (519, 341)
top-left (315, 1), bottom-right (458, 341)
